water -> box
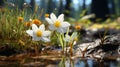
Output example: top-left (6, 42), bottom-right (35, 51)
top-left (0, 56), bottom-right (119, 67)
top-left (58, 58), bottom-right (120, 67)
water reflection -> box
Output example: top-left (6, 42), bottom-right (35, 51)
top-left (58, 57), bottom-right (120, 67)
top-left (0, 56), bottom-right (119, 67)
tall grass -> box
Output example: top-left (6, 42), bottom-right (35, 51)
top-left (0, 7), bottom-right (39, 49)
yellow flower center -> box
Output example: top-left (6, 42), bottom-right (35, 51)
top-left (36, 30), bottom-right (42, 37)
top-left (54, 21), bottom-right (61, 28)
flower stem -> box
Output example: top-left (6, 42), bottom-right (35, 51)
top-left (55, 32), bottom-right (65, 54)
top-left (69, 42), bottom-right (73, 56)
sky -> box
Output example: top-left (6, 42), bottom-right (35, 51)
top-left (72, 0), bottom-right (92, 10)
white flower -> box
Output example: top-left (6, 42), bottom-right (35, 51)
top-left (26, 24), bottom-right (51, 42)
top-left (45, 13), bottom-right (70, 33)
top-left (64, 32), bottom-right (78, 42)
top-left (64, 35), bottom-right (71, 42)
top-left (64, 32), bottom-right (78, 46)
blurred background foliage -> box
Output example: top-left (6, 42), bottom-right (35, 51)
top-left (1, 0), bottom-right (120, 22)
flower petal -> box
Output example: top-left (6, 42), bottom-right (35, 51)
top-left (57, 28), bottom-right (65, 33)
top-left (26, 30), bottom-right (33, 36)
top-left (49, 24), bottom-right (56, 31)
top-left (32, 37), bottom-right (41, 41)
top-left (41, 37), bottom-right (50, 42)
top-left (45, 18), bottom-right (53, 24)
top-left (32, 24), bottom-right (38, 32)
top-left (50, 13), bottom-right (57, 22)
top-left (61, 22), bottom-right (70, 28)
top-left (57, 27), bottom-right (68, 33)
top-left (64, 35), bottom-right (70, 42)
top-left (39, 24), bottom-right (45, 31)
top-left (42, 31), bottom-right (51, 36)
top-left (58, 14), bottom-right (64, 22)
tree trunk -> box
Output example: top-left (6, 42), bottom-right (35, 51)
top-left (30, 0), bottom-right (35, 11)
top-left (58, 0), bottom-right (64, 15)
top-left (20, 0), bottom-right (25, 9)
top-left (83, 0), bottom-right (86, 10)
top-left (91, 0), bottom-right (109, 22)
top-left (46, 0), bottom-right (54, 13)
top-left (64, 0), bottom-right (71, 17)
top-left (110, 0), bottom-right (115, 14)
top-left (0, 0), bottom-right (5, 8)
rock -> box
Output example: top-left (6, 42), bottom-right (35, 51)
top-left (74, 33), bottom-right (120, 60)
top-left (79, 28), bottom-right (120, 43)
